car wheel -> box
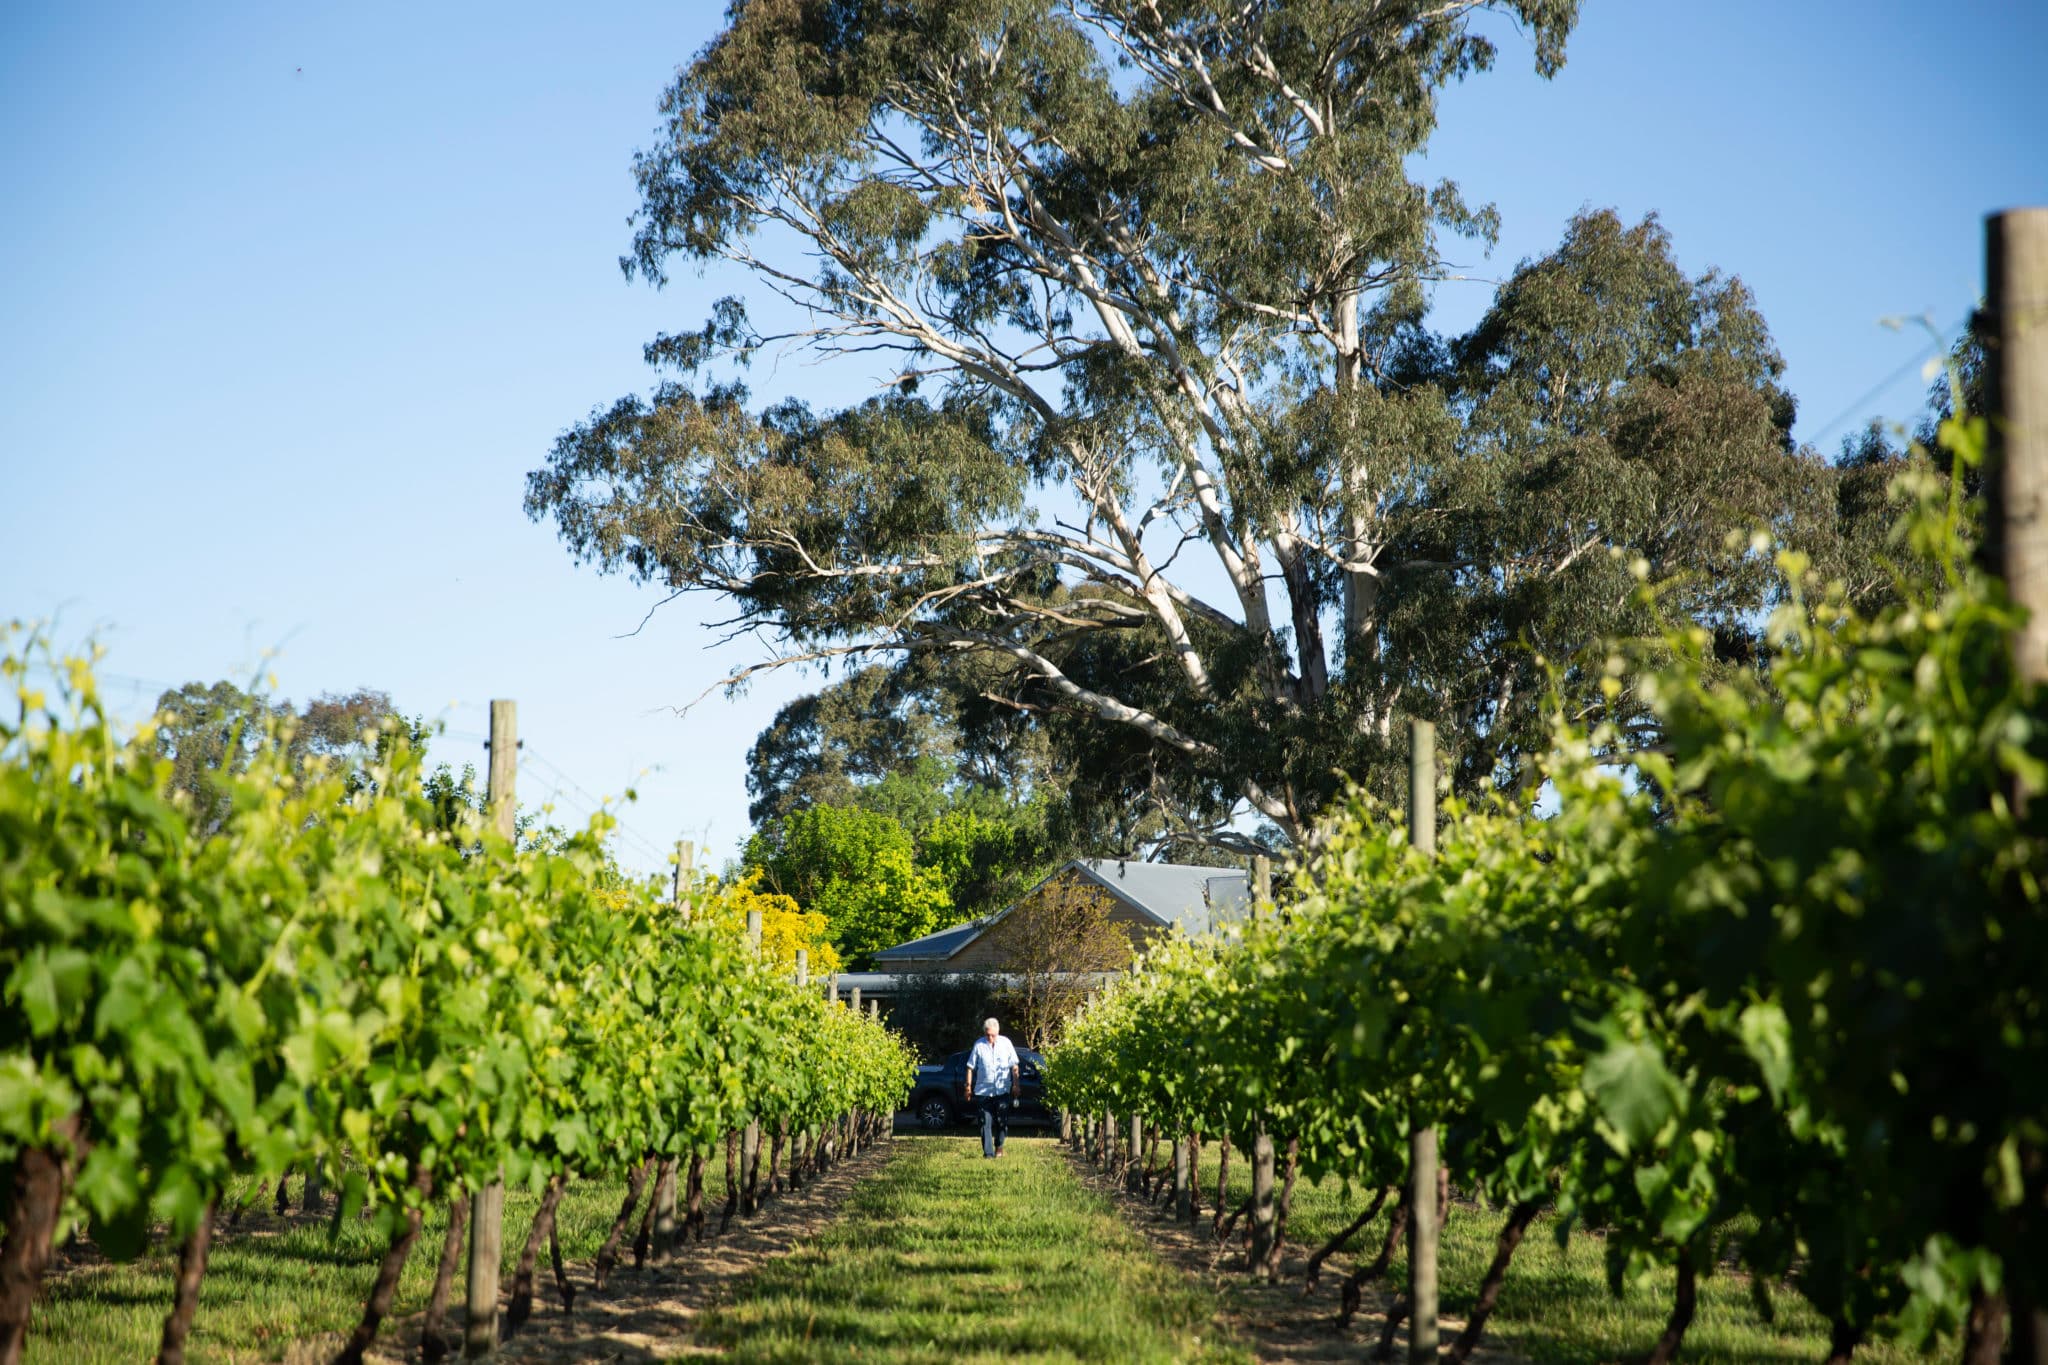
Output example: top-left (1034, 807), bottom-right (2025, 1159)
top-left (916, 1095), bottom-right (954, 1130)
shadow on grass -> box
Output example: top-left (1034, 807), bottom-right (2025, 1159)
top-left (32, 1175), bottom-right (650, 1365)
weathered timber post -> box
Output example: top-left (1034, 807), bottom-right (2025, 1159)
top-left (1126, 1113), bottom-right (1144, 1192)
top-left (741, 910), bottom-right (764, 1215)
top-left (1987, 207), bottom-right (2048, 1365)
top-left (827, 974), bottom-right (840, 1006)
top-left (1988, 208), bottom-right (2048, 685)
top-left (849, 985), bottom-right (862, 1014)
top-left (1173, 1135), bottom-right (1192, 1222)
top-left (673, 839), bottom-right (695, 917)
top-left (302, 1164), bottom-right (325, 1214)
top-left (794, 949), bottom-right (809, 990)
top-left (464, 699), bottom-right (516, 1358)
top-left (650, 838), bottom-right (695, 1261)
top-left (1244, 851), bottom-right (1279, 1275)
top-left (1247, 1130), bottom-right (1278, 1277)
top-left (1408, 717), bottom-right (1441, 1363)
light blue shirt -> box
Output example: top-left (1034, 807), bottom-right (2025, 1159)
top-left (969, 1035), bottom-right (1020, 1096)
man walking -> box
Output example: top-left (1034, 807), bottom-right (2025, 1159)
top-left (964, 1017), bottom-right (1020, 1159)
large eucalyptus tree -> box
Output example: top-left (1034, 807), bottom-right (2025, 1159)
top-left (528, 0), bottom-right (1825, 850)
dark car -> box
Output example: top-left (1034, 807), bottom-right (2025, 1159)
top-left (906, 1046), bottom-right (1053, 1131)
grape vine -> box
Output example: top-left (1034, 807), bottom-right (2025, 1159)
top-left (0, 640), bottom-right (915, 1363)
top-left (1046, 414), bottom-right (2047, 1362)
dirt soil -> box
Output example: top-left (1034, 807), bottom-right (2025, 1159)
top-left (1063, 1147), bottom-right (1526, 1365)
top-left (276, 1146), bottom-right (890, 1364)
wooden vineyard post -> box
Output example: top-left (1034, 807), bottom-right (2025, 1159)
top-left (741, 910), bottom-right (763, 1215)
top-left (789, 947), bottom-right (811, 1184)
top-left (1247, 1130), bottom-right (1277, 1277)
top-left (1407, 717), bottom-right (1440, 1363)
top-left (464, 699), bottom-right (516, 1358)
top-left (651, 838), bottom-right (694, 1263)
top-left (1245, 855), bottom-right (1279, 1276)
top-left (1173, 1135), bottom-right (1191, 1222)
top-left (1987, 207), bottom-right (2048, 1365)
top-left (839, 987), bottom-right (862, 1157)
top-left (1127, 1113), bottom-right (1143, 1192)
top-left (673, 839), bottom-right (695, 918)
top-left (302, 1165), bottom-right (324, 1214)
top-left (866, 996), bottom-right (888, 1139)
top-left (1988, 208), bottom-right (2048, 685)
top-left (739, 1124), bottom-right (759, 1215)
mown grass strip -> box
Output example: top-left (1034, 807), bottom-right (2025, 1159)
top-left (697, 1136), bottom-right (1248, 1364)
top-left (27, 1167), bottom-right (726, 1363)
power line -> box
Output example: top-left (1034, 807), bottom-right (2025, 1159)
top-left (1804, 315), bottom-right (1970, 454)
top-left (517, 749), bottom-right (670, 867)
top-left (516, 758), bottom-right (661, 861)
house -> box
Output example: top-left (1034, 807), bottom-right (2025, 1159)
top-left (870, 857), bottom-right (1252, 975)
top-left (836, 858), bottom-right (1255, 1056)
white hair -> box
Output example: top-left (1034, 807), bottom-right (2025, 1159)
top-left (983, 1017), bottom-right (1000, 1031)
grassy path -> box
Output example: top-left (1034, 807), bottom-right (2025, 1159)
top-left (696, 1135), bottom-right (1250, 1364)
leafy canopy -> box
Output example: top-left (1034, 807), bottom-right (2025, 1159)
top-left (530, 0), bottom-right (1842, 851)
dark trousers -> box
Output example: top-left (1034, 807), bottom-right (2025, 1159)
top-left (977, 1095), bottom-right (1012, 1156)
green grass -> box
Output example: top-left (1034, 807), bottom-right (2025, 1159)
top-left (1171, 1139), bottom-right (1945, 1364)
top-left (27, 1163), bottom-right (727, 1364)
top-left (697, 1135), bottom-right (1250, 1364)
top-left (26, 1139), bottom-right (1961, 1363)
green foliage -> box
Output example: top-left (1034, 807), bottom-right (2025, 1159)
top-left (915, 807), bottom-right (1020, 914)
top-left (149, 681), bottom-right (405, 834)
top-left (746, 664), bottom-right (974, 828)
top-left (745, 804), bottom-right (955, 965)
top-left (0, 632), bottom-right (918, 1298)
top-left (745, 792), bottom-right (1059, 962)
top-left (1046, 407), bottom-right (2048, 1350)
top-left (529, 0), bottom-right (1884, 859)
top-left (744, 659), bottom-right (1066, 899)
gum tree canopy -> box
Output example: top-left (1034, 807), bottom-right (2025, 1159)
top-left (529, 0), bottom-right (1826, 850)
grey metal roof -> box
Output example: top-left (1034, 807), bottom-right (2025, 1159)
top-left (1074, 858), bottom-right (1251, 937)
top-left (868, 858), bottom-right (1253, 962)
top-left (870, 919), bottom-right (987, 962)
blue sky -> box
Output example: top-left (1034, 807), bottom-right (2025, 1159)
top-left (4, 1), bottom-right (2044, 877)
